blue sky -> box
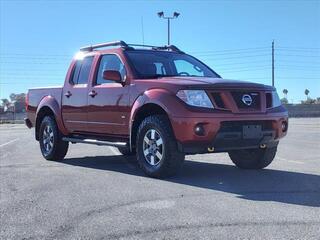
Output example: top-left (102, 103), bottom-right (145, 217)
top-left (0, 0), bottom-right (319, 103)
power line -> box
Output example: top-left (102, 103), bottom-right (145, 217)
top-left (200, 54), bottom-right (270, 61)
top-left (190, 47), bottom-right (269, 54)
top-left (0, 53), bottom-right (70, 57)
top-left (0, 56), bottom-right (71, 60)
top-left (0, 61), bottom-right (67, 64)
top-left (220, 67), bottom-right (271, 73)
top-left (276, 54), bottom-right (320, 58)
top-left (216, 64), bottom-right (270, 71)
top-left (277, 46), bottom-right (320, 50)
top-left (194, 49), bottom-right (269, 57)
top-left (208, 60), bottom-right (270, 67)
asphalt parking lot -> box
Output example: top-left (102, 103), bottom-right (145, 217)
top-left (1, 118), bottom-right (319, 239)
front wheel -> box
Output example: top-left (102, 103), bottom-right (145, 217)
top-left (228, 147), bottom-right (277, 169)
top-left (39, 116), bottom-right (69, 161)
top-left (136, 115), bottom-right (185, 178)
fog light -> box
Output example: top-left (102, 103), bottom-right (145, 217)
top-left (281, 121), bottom-right (288, 132)
top-left (194, 123), bottom-right (205, 136)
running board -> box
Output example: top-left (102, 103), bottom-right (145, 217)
top-left (62, 137), bottom-right (127, 147)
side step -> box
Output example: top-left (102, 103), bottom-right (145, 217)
top-left (62, 137), bottom-right (127, 147)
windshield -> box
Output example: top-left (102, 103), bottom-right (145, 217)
top-left (125, 50), bottom-right (220, 79)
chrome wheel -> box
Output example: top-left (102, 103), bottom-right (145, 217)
top-left (143, 129), bottom-right (164, 166)
top-left (42, 125), bottom-right (54, 155)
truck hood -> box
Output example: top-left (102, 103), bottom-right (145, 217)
top-left (136, 77), bottom-right (275, 91)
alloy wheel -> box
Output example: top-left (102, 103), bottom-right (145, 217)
top-left (142, 129), bottom-right (164, 166)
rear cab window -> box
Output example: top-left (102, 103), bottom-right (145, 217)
top-left (70, 56), bottom-right (94, 85)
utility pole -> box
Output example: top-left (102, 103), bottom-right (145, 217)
top-left (167, 18), bottom-right (170, 45)
top-left (141, 16), bottom-right (145, 45)
top-left (157, 11), bottom-right (180, 45)
top-left (272, 40), bottom-right (275, 87)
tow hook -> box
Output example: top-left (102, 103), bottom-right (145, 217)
top-left (208, 147), bottom-right (215, 152)
top-left (260, 144), bottom-right (267, 149)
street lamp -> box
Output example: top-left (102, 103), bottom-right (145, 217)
top-left (157, 11), bottom-right (180, 45)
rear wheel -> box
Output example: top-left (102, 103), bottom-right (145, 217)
top-left (228, 147), bottom-right (277, 169)
top-left (136, 115), bottom-right (185, 178)
top-left (39, 116), bottom-right (68, 161)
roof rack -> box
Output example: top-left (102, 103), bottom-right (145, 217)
top-left (80, 40), bottom-right (183, 53)
top-left (80, 41), bottom-right (129, 52)
top-left (127, 44), bottom-right (183, 53)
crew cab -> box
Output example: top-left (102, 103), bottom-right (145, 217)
top-left (25, 41), bottom-right (288, 178)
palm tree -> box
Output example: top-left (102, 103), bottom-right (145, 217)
top-left (283, 89), bottom-right (288, 99)
top-left (305, 89), bottom-right (310, 100)
top-left (1, 99), bottom-right (10, 111)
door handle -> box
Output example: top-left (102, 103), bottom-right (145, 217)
top-left (89, 90), bottom-right (97, 97)
top-left (64, 91), bottom-right (72, 98)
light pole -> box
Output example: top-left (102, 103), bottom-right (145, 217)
top-left (157, 11), bottom-right (180, 45)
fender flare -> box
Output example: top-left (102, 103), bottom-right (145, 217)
top-left (129, 88), bottom-right (178, 150)
top-left (36, 96), bottom-right (68, 137)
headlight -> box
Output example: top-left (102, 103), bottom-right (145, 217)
top-left (272, 91), bottom-right (282, 107)
top-left (176, 90), bottom-right (214, 109)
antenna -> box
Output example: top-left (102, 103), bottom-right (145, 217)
top-left (141, 16), bottom-right (145, 45)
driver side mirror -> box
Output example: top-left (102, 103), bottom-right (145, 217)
top-left (103, 70), bottom-right (125, 85)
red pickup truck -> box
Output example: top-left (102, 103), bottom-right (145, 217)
top-left (25, 41), bottom-right (288, 178)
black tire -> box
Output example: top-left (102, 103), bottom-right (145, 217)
top-left (228, 147), bottom-right (277, 169)
top-left (136, 115), bottom-right (185, 178)
top-left (117, 146), bottom-right (135, 156)
top-left (39, 116), bottom-right (69, 161)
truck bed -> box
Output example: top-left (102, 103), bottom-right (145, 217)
top-left (27, 86), bottom-right (63, 126)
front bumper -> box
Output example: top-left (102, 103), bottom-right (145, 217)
top-left (171, 111), bottom-right (288, 154)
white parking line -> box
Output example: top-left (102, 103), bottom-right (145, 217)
top-left (108, 146), bottom-right (121, 155)
top-left (277, 156), bottom-right (304, 164)
top-left (0, 138), bottom-right (19, 148)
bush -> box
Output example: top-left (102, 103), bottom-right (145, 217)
top-left (301, 97), bottom-right (316, 104)
top-left (281, 98), bottom-right (288, 104)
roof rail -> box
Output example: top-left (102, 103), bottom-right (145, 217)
top-left (126, 43), bottom-right (183, 53)
top-left (80, 40), bottom-right (129, 52)
top-left (80, 41), bottom-right (183, 53)
top-left (151, 45), bottom-right (184, 53)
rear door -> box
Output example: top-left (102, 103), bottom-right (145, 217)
top-left (86, 54), bottom-right (130, 136)
top-left (62, 56), bottom-right (94, 133)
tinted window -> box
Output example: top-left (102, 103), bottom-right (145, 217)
top-left (154, 62), bottom-right (166, 74)
top-left (77, 56), bottom-right (94, 84)
top-left (70, 60), bottom-right (82, 84)
top-left (96, 55), bottom-right (126, 85)
top-left (125, 50), bottom-right (220, 79)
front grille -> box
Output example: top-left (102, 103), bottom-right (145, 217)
top-left (220, 121), bottom-right (273, 132)
top-left (210, 92), bottom-right (225, 109)
top-left (231, 91), bottom-right (261, 110)
top-left (266, 92), bottom-right (272, 108)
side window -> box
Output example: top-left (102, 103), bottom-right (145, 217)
top-left (174, 59), bottom-right (204, 76)
top-left (77, 56), bottom-right (94, 84)
top-left (96, 55), bottom-right (126, 85)
top-left (70, 60), bottom-right (82, 84)
top-left (154, 62), bottom-right (166, 74)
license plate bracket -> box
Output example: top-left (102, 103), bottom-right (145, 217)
top-left (243, 125), bottom-right (263, 139)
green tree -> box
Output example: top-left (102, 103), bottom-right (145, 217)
top-left (1, 98), bottom-right (10, 108)
top-left (280, 98), bottom-right (288, 104)
top-left (9, 93), bottom-right (16, 102)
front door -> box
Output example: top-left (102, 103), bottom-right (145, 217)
top-left (87, 54), bottom-right (130, 136)
top-left (62, 56), bottom-right (94, 133)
